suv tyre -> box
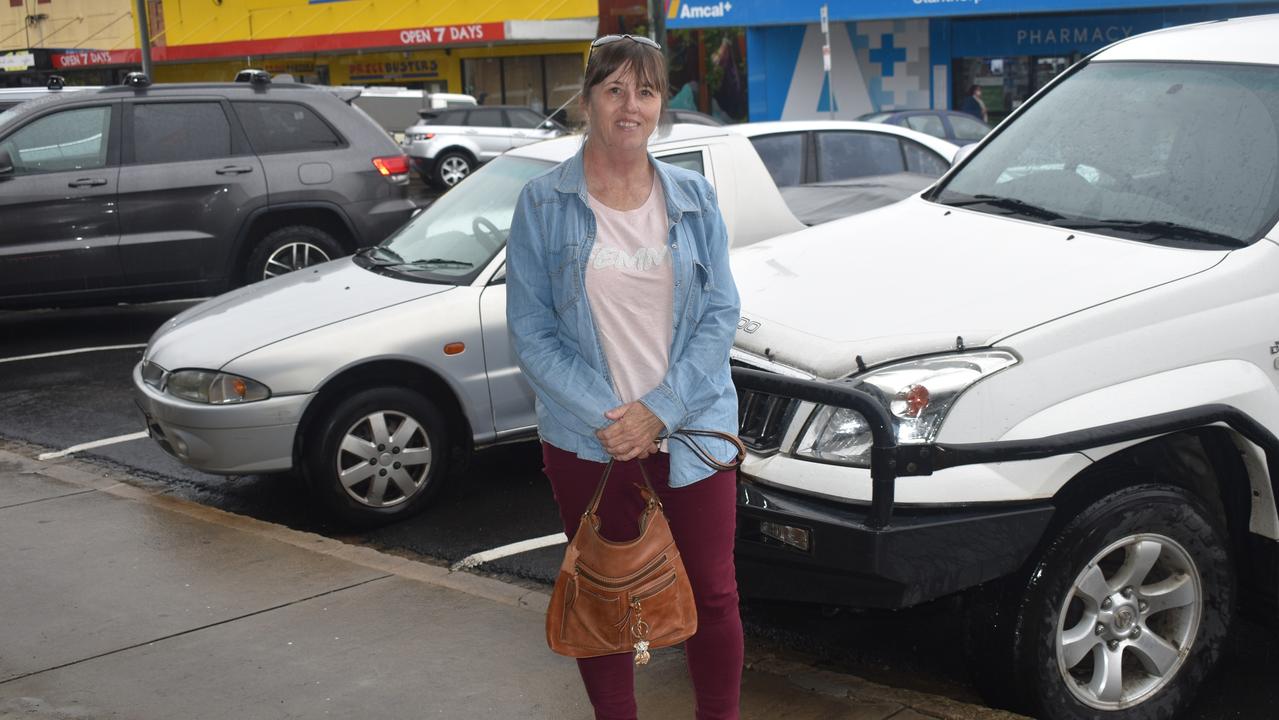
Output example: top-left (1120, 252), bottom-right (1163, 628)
top-left (433, 150), bottom-right (474, 188)
top-left (996, 485), bottom-right (1233, 720)
top-left (305, 386), bottom-right (449, 528)
top-left (247, 225), bottom-right (344, 283)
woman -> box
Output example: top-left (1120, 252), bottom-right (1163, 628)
top-left (505, 34), bottom-right (743, 720)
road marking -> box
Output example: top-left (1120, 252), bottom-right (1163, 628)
top-left (0, 344), bottom-right (146, 364)
top-left (37, 431), bottom-right (149, 460)
top-left (451, 532), bottom-right (568, 572)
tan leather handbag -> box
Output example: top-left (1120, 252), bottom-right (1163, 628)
top-left (546, 430), bottom-right (745, 666)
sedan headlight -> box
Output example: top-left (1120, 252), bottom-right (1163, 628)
top-left (794, 350), bottom-right (1018, 466)
top-left (165, 370), bottom-right (271, 404)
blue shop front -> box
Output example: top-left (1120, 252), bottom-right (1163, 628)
top-left (665, 0), bottom-right (1279, 123)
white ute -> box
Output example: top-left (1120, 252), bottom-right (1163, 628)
top-left (728, 15), bottom-right (1279, 720)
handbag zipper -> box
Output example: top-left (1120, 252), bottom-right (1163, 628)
top-left (631, 571), bottom-right (677, 602)
top-left (575, 553), bottom-right (668, 589)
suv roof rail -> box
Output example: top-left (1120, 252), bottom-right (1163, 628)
top-left (123, 72), bottom-right (151, 88)
top-left (235, 69), bottom-right (272, 85)
top-left (46, 75), bottom-right (66, 90)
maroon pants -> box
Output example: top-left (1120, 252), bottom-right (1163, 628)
top-left (542, 443), bottom-right (744, 720)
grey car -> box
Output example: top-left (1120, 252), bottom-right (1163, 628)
top-left (133, 125), bottom-right (805, 527)
top-left (0, 73), bottom-right (416, 309)
top-left (402, 105), bottom-right (566, 188)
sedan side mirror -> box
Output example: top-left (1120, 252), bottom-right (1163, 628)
top-left (0, 149), bottom-right (14, 177)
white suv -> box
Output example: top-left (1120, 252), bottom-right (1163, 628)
top-left (729, 15), bottom-right (1279, 720)
top-left (401, 105), bottom-right (565, 188)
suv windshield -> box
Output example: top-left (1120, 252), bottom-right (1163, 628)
top-left (362, 155), bottom-right (553, 283)
top-left (931, 61), bottom-right (1279, 247)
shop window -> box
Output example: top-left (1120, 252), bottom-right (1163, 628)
top-left (815, 131), bottom-right (905, 181)
top-left (462, 54), bottom-right (584, 123)
top-left (545, 55), bottom-right (583, 124)
top-left (463, 57), bottom-right (502, 106)
top-left (503, 56), bottom-right (545, 114)
top-left (748, 133), bottom-right (804, 188)
top-left (1, 106), bottom-right (111, 174)
top-left (233, 102), bottom-right (343, 154)
top-left (133, 103), bottom-right (232, 164)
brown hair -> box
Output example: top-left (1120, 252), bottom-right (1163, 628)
top-left (581, 37), bottom-right (669, 119)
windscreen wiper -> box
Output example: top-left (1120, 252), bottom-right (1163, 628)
top-left (393, 258), bottom-right (475, 269)
top-left (357, 246), bottom-right (407, 265)
top-left (1053, 219), bottom-right (1246, 248)
top-left (940, 194), bottom-right (1066, 222)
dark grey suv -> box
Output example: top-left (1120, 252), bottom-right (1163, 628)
top-left (0, 74), bottom-right (415, 309)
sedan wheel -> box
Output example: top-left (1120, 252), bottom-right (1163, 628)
top-left (306, 386), bottom-right (449, 527)
top-left (336, 409), bottom-right (433, 508)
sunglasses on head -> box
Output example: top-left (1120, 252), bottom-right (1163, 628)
top-left (590, 34), bottom-right (662, 51)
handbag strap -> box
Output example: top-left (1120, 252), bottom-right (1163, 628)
top-left (583, 459), bottom-right (660, 519)
top-left (662, 429), bottom-right (746, 472)
top-left (581, 430), bottom-right (745, 521)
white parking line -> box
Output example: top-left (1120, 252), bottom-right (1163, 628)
top-left (0, 344), bottom-right (146, 364)
top-left (450, 532), bottom-right (568, 572)
top-left (37, 431), bottom-right (149, 460)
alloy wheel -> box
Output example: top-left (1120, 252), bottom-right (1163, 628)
top-left (334, 410), bottom-right (433, 508)
top-left (440, 156), bottom-right (470, 186)
top-left (1055, 532), bottom-right (1202, 710)
top-left (263, 242), bottom-right (332, 279)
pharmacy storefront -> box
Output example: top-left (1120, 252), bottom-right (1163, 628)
top-left (48, 0), bottom-right (596, 114)
top-left (666, 0), bottom-right (1279, 122)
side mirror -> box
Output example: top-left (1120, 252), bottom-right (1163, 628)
top-left (952, 143), bottom-right (980, 167)
top-left (0, 149), bottom-right (14, 177)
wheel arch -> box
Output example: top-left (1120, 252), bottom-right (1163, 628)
top-left (293, 358), bottom-right (475, 475)
top-left (1048, 427), bottom-right (1273, 608)
top-left (230, 203), bottom-right (360, 285)
top-left (432, 142), bottom-right (480, 166)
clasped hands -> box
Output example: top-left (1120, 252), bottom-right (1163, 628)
top-left (596, 401), bottom-right (665, 462)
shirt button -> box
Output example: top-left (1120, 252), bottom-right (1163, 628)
top-left (670, 242), bottom-right (678, 250)
top-left (675, 280), bottom-right (681, 287)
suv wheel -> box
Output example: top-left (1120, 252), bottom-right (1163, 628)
top-left (304, 386), bottom-right (449, 528)
top-left (247, 225), bottom-right (344, 283)
top-left (433, 151), bottom-right (474, 188)
top-left (988, 485), bottom-right (1233, 719)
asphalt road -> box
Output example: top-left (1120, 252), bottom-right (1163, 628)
top-left (1, 299), bottom-right (1275, 718)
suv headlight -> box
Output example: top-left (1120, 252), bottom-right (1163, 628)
top-left (165, 370), bottom-right (271, 404)
top-left (794, 350), bottom-right (1018, 466)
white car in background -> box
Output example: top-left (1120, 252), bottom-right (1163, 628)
top-left (729, 14), bottom-right (1279, 720)
top-left (133, 125), bottom-right (803, 527)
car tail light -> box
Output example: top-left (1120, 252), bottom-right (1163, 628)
top-left (372, 155), bottom-right (410, 184)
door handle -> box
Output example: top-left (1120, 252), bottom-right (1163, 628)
top-left (68, 177), bottom-right (108, 188)
top-left (215, 165), bottom-right (254, 175)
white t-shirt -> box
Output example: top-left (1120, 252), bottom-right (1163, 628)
top-left (584, 178), bottom-right (674, 409)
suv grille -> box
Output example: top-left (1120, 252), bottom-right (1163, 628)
top-left (736, 388), bottom-right (796, 453)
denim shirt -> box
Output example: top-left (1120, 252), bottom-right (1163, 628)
top-left (505, 144), bottom-right (741, 487)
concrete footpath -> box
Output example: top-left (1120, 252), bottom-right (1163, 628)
top-left (0, 443), bottom-right (1022, 720)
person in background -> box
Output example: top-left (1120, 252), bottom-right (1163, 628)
top-left (505, 33), bottom-right (744, 720)
top-left (961, 83), bottom-right (988, 123)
